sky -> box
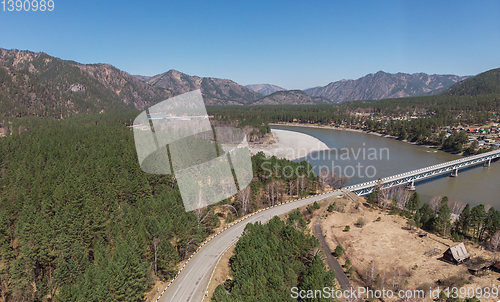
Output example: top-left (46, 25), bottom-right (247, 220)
top-left (1, 0), bottom-right (499, 90)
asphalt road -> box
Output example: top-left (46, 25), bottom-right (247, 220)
top-left (314, 221), bottom-right (352, 290)
top-left (160, 191), bottom-right (342, 302)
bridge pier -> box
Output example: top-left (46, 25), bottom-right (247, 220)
top-left (450, 168), bottom-right (458, 177)
top-left (484, 159), bottom-right (491, 167)
top-left (407, 180), bottom-right (416, 191)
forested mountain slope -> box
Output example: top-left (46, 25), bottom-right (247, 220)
top-left (447, 67), bottom-right (500, 96)
top-left (0, 49), bottom-right (173, 119)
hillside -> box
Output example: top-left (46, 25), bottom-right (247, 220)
top-left (144, 69), bottom-right (263, 106)
top-left (446, 67), bottom-right (500, 96)
top-left (251, 90), bottom-right (330, 105)
top-left (245, 83), bottom-right (285, 95)
top-left (0, 49), bottom-right (173, 118)
top-left (304, 71), bottom-right (468, 103)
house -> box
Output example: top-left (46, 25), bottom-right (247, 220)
top-left (443, 243), bottom-right (471, 265)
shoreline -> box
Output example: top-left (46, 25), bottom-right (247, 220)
top-left (269, 122), bottom-right (465, 158)
top-left (248, 129), bottom-right (330, 161)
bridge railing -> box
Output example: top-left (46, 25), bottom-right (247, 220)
top-left (344, 149), bottom-right (500, 195)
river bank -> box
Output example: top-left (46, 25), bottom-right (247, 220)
top-left (269, 122), bottom-right (463, 157)
top-left (248, 129), bottom-right (330, 160)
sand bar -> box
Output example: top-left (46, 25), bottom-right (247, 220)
top-left (249, 129), bottom-right (329, 160)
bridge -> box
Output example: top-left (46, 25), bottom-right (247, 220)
top-left (344, 149), bottom-right (500, 196)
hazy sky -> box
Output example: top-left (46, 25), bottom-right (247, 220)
top-left (1, 0), bottom-right (499, 89)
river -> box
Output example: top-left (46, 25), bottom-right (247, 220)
top-left (272, 125), bottom-right (500, 207)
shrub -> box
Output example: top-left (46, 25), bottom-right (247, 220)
top-left (347, 266), bottom-right (354, 277)
top-left (401, 210), bottom-right (412, 218)
top-left (355, 217), bottom-right (366, 227)
top-left (345, 259), bottom-right (351, 268)
top-left (225, 213), bottom-right (234, 223)
top-left (376, 217), bottom-right (381, 221)
top-left (344, 225), bottom-right (350, 232)
top-left (407, 219), bottom-right (416, 230)
top-left (388, 209), bottom-right (399, 215)
top-left (334, 244), bottom-right (344, 257)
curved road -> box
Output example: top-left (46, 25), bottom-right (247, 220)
top-left (160, 191), bottom-right (342, 302)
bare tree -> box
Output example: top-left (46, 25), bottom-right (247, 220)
top-left (321, 170), bottom-right (350, 190)
top-left (153, 238), bottom-right (161, 276)
top-left (182, 238), bottom-right (194, 260)
top-left (221, 204), bottom-right (238, 217)
top-left (429, 196), bottom-right (443, 214)
top-left (266, 180), bottom-right (283, 206)
top-left (298, 174), bottom-right (308, 194)
top-left (195, 189), bottom-right (211, 228)
top-left (237, 186), bottom-right (251, 215)
top-left (266, 181), bottom-right (275, 206)
top-left (491, 231), bottom-right (500, 261)
top-left (447, 200), bottom-right (466, 216)
top-left (276, 180), bottom-right (284, 204)
top-left (396, 187), bottom-right (412, 210)
top-left (319, 169), bottom-right (329, 192)
top-left (288, 181), bottom-right (296, 200)
top-left (385, 186), bottom-right (398, 202)
top-left (373, 179), bottom-right (387, 207)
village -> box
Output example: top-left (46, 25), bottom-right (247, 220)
top-left (340, 112), bottom-right (500, 150)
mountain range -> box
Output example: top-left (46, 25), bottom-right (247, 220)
top-left (304, 71), bottom-right (469, 103)
top-left (0, 48), bottom-right (492, 119)
top-left (141, 69), bottom-right (262, 106)
top-left (0, 49), bottom-right (173, 118)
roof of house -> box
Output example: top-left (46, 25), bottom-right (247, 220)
top-left (491, 262), bottom-right (500, 270)
top-left (446, 243), bottom-right (470, 262)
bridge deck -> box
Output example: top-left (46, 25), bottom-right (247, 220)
top-left (345, 149), bottom-right (500, 196)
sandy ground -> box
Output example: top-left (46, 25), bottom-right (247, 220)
top-left (321, 196), bottom-right (500, 301)
top-left (205, 245), bottom-right (236, 301)
top-left (249, 129), bottom-right (329, 160)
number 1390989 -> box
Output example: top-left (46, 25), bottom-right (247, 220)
top-left (2, 0), bottom-right (54, 11)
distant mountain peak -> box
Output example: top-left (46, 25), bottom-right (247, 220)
top-left (252, 89), bottom-right (329, 105)
top-left (245, 84), bottom-right (285, 96)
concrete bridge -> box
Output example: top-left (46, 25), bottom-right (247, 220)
top-left (345, 149), bottom-right (500, 196)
